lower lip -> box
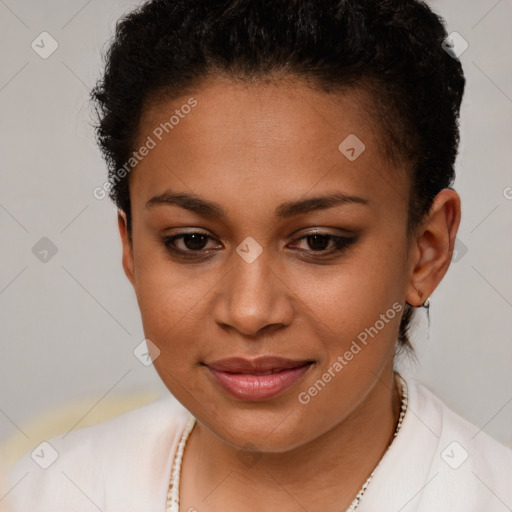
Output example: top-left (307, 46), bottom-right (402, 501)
top-left (207, 363), bottom-right (313, 401)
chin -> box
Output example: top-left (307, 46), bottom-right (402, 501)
top-left (197, 402), bottom-right (320, 453)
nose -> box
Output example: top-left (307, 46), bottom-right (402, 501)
top-left (213, 248), bottom-right (294, 337)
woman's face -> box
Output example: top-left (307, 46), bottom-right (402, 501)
top-left (121, 77), bottom-right (414, 451)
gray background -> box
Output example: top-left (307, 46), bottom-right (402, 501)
top-left (1, 0), bottom-right (511, 451)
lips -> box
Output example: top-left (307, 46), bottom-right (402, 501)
top-left (205, 356), bottom-right (314, 401)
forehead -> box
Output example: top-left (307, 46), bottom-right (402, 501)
top-left (131, 76), bottom-right (408, 217)
top-left (140, 76), bottom-right (381, 155)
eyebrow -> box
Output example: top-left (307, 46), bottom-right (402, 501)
top-left (145, 191), bottom-right (369, 219)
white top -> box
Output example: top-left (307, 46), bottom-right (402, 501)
top-left (3, 377), bottom-right (512, 512)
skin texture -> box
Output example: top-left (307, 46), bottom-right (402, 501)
top-left (117, 76), bottom-right (461, 511)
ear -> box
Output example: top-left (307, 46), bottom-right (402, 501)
top-left (406, 189), bottom-right (461, 306)
top-left (117, 209), bottom-right (136, 287)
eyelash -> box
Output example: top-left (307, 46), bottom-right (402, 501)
top-left (162, 231), bottom-right (357, 260)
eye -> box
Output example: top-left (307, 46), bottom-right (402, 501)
top-left (289, 232), bottom-right (357, 256)
top-left (162, 230), bottom-right (357, 261)
top-left (163, 231), bottom-right (221, 256)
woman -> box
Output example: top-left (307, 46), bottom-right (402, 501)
top-left (4, 0), bottom-right (512, 511)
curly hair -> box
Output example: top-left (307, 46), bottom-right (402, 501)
top-left (91, 0), bottom-right (465, 354)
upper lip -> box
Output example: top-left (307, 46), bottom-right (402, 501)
top-left (206, 356), bottom-right (313, 373)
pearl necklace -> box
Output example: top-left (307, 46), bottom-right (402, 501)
top-left (345, 373), bottom-right (408, 511)
top-left (166, 373), bottom-right (408, 512)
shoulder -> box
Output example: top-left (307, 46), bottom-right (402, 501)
top-left (2, 395), bottom-right (193, 512)
top-left (370, 376), bottom-right (512, 512)
top-left (362, 376), bottom-right (512, 512)
top-left (413, 378), bottom-right (512, 467)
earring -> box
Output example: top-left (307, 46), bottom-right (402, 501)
top-left (404, 296), bottom-right (431, 342)
top-left (405, 297), bottom-right (430, 309)
top-left (423, 297), bottom-right (430, 340)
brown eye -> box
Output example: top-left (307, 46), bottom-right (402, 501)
top-left (289, 231), bottom-right (357, 258)
top-left (163, 231), bottom-right (220, 256)
top-left (306, 234), bottom-right (330, 251)
top-left (181, 233), bottom-right (208, 250)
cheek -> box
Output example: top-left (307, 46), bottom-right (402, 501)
top-left (131, 221), bottom-right (407, 357)
top-left (289, 245), bottom-right (406, 346)
top-left (131, 246), bottom-right (210, 351)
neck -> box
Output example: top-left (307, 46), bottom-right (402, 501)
top-left (180, 367), bottom-right (401, 512)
